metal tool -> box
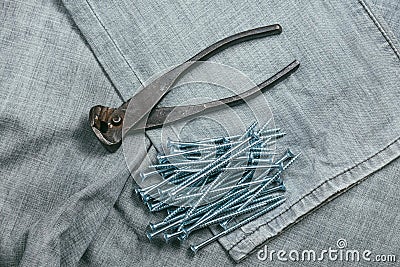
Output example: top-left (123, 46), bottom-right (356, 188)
top-left (89, 24), bottom-right (300, 152)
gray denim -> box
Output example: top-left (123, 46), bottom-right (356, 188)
top-left (0, 0), bottom-right (399, 266)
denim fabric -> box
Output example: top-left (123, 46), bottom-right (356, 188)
top-left (62, 0), bottom-right (400, 262)
top-left (368, 0), bottom-right (400, 40)
top-left (0, 0), bottom-right (399, 266)
top-left (0, 0), bottom-right (147, 265)
top-left (80, 157), bottom-right (400, 267)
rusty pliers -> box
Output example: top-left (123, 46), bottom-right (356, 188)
top-left (89, 24), bottom-right (300, 152)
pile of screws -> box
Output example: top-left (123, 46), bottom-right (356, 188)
top-left (135, 121), bottom-right (300, 253)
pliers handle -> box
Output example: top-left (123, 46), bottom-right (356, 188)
top-left (89, 24), bottom-right (299, 152)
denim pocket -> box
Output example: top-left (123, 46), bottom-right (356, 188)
top-left (61, 0), bottom-right (400, 262)
top-left (217, 1), bottom-right (400, 261)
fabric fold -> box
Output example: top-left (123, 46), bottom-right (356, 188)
top-left (60, 0), bottom-right (400, 262)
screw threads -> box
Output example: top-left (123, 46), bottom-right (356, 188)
top-left (137, 121), bottom-right (299, 253)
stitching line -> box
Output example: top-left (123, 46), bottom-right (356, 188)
top-left (84, 0), bottom-right (144, 90)
top-left (229, 136), bottom-right (400, 252)
top-left (228, 1), bottom-right (400, 253)
top-left (359, 0), bottom-right (400, 61)
top-left (77, 0), bottom-right (400, 254)
top-left (83, 0), bottom-right (154, 141)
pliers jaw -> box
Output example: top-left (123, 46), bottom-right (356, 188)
top-left (89, 105), bottom-right (124, 152)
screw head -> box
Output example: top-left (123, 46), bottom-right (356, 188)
top-left (148, 223), bottom-right (157, 232)
top-left (190, 244), bottom-right (199, 254)
top-left (146, 231), bottom-right (154, 241)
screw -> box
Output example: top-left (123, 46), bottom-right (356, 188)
top-left (276, 148), bottom-right (296, 164)
top-left (177, 158), bottom-right (250, 230)
top-left (149, 155), bottom-right (254, 170)
top-left (180, 195), bottom-right (285, 239)
top-left (166, 123), bottom-right (257, 150)
top-left (170, 120), bottom-right (269, 146)
top-left (189, 136), bottom-right (229, 144)
top-left (148, 183), bottom-right (285, 241)
top-left (185, 136), bottom-right (229, 145)
top-left (140, 170), bottom-right (194, 197)
top-left (162, 189), bottom-right (287, 242)
top-left (148, 197), bottom-right (226, 236)
top-left (257, 118), bottom-right (273, 134)
top-left (249, 147), bottom-right (275, 152)
top-left (170, 170), bottom-right (265, 206)
top-left (167, 138), bottom-right (216, 149)
top-left (146, 219), bottom-right (183, 240)
top-left (157, 141), bottom-right (230, 161)
top-left (158, 122), bottom-right (259, 161)
top-left (175, 186), bottom-right (251, 233)
top-left (172, 172), bottom-right (255, 202)
top-left (239, 121), bottom-right (258, 140)
top-left (220, 150), bottom-right (299, 227)
top-left (169, 140), bottom-right (236, 155)
top-left (187, 194), bottom-right (285, 233)
top-left (174, 164), bottom-right (281, 173)
top-left (163, 231), bottom-right (186, 242)
top-left (140, 167), bottom-right (177, 182)
top-left (219, 184), bottom-right (286, 229)
top-left (199, 177), bottom-right (285, 197)
top-left (160, 123), bottom-right (280, 161)
top-left (190, 172), bottom-right (282, 231)
top-left (169, 136), bottom-right (261, 197)
top-left (250, 158), bottom-right (274, 164)
top-left (189, 198), bottom-right (286, 253)
top-left (142, 122), bottom-right (296, 250)
top-left (162, 206), bottom-right (188, 223)
top-left (187, 187), bottom-right (256, 232)
top-left (146, 201), bottom-right (170, 212)
top-left (167, 148), bottom-right (216, 162)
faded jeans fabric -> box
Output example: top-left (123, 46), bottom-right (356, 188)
top-left (0, 1), bottom-right (399, 267)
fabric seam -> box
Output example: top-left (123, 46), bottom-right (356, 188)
top-left (228, 1), bottom-right (400, 253)
top-left (66, 0), bottom-right (400, 257)
top-left (81, 0), bottom-right (154, 142)
top-left (84, 0), bottom-right (144, 88)
top-left (359, 0), bottom-right (400, 61)
top-left (229, 135), bottom-right (400, 252)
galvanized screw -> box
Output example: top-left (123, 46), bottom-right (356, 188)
top-left (190, 198), bottom-right (286, 253)
top-left (139, 122), bottom-right (298, 251)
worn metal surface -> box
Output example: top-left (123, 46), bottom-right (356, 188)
top-left (89, 24), bottom-right (299, 151)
